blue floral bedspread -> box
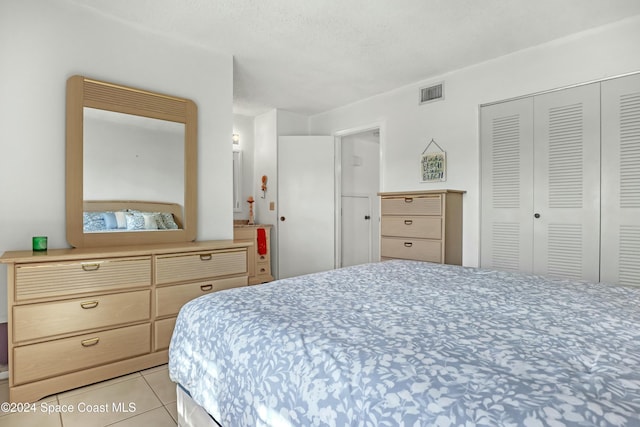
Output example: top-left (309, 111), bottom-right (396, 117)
top-left (168, 260), bottom-right (640, 426)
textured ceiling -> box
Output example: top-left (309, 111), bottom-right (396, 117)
top-left (65, 0), bottom-right (640, 116)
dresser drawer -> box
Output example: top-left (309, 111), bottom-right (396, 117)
top-left (13, 290), bottom-right (150, 343)
top-left (154, 317), bottom-right (177, 351)
top-left (14, 257), bottom-right (151, 301)
top-left (156, 276), bottom-right (248, 317)
top-left (381, 195), bottom-right (442, 216)
top-left (155, 249), bottom-right (247, 285)
top-left (13, 323), bottom-right (151, 385)
top-left (381, 216), bottom-right (442, 239)
top-left (256, 261), bottom-right (270, 277)
top-left (380, 237), bottom-right (442, 263)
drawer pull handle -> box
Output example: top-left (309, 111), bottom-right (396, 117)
top-left (404, 220), bottom-right (413, 225)
top-left (200, 284), bottom-right (213, 292)
top-left (81, 263), bottom-right (101, 271)
top-left (81, 337), bottom-right (100, 347)
top-left (404, 242), bottom-right (413, 248)
top-left (200, 254), bottom-right (212, 261)
top-left (259, 255), bottom-right (266, 260)
top-left (80, 301), bottom-right (99, 309)
top-left (404, 198), bottom-right (413, 203)
top-left (259, 268), bottom-right (266, 273)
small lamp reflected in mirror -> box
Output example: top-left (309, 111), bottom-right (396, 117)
top-left (232, 133), bottom-right (240, 145)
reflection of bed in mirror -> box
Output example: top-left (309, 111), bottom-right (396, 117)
top-left (83, 200), bottom-right (183, 233)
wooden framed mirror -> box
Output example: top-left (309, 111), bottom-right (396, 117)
top-left (66, 75), bottom-right (197, 247)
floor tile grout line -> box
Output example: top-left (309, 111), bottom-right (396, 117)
top-left (0, 369), bottom-right (175, 426)
top-left (59, 376), bottom-right (164, 427)
top-left (101, 406), bottom-right (170, 427)
top-left (141, 371), bottom-right (178, 425)
top-left (162, 404), bottom-right (178, 425)
top-left (141, 373), bottom-right (166, 406)
top-left (57, 372), bottom-right (144, 402)
top-left (56, 394), bottom-right (64, 427)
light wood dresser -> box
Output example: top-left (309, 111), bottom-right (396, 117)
top-left (233, 224), bottom-right (274, 285)
top-left (379, 190), bottom-right (464, 265)
top-left (0, 240), bottom-right (251, 402)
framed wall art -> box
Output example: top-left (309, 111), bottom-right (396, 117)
top-left (420, 139), bottom-right (446, 182)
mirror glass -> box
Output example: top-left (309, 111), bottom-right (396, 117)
top-left (66, 75), bottom-right (197, 248)
top-left (83, 108), bottom-right (185, 210)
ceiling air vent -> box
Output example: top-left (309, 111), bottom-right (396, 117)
top-left (419, 82), bottom-right (444, 105)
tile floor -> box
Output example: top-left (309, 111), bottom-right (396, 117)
top-left (0, 365), bottom-right (177, 427)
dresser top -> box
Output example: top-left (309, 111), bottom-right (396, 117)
top-left (378, 189), bottom-right (465, 197)
top-left (0, 240), bottom-right (252, 264)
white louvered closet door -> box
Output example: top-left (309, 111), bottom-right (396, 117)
top-left (601, 73), bottom-right (640, 286)
top-left (532, 83), bottom-right (601, 281)
top-left (480, 98), bottom-right (534, 273)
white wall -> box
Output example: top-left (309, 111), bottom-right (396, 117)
top-left (278, 110), bottom-right (311, 136)
top-left (309, 15), bottom-right (640, 267)
top-left (0, 0), bottom-right (233, 322)
top-left (252, 109), bottom-right (310, 278)
top-left (253, 110), bottom-right (279, 276)
top-left (341, 133), bottom-right (380, 196)
top-left (84, 112), bottom-right (184, 204)
top-left (233, 114), bottom-right (256, 221)
top-left (253, 111), bottom-right (278, 227)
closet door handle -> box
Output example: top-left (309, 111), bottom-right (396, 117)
top-left (534, 213), bottom-right (541, 219)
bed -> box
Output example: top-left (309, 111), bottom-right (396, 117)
top-left (82, 200), bottom-right (183, 232)
top-left (168, 260), bottom-right (640, 426)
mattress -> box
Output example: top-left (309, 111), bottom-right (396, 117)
top-left (169, 260), bottom-right (640, 426)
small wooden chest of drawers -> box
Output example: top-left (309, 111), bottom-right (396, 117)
top-left (0, 240), bottom-right (250, 402)
top-left (234, 224), bottom-right (274, 284)
top-left (379, 190), bottom-right (464, 265)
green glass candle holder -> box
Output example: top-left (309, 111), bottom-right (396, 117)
top-left (32, 236), bottom-right (48, 252)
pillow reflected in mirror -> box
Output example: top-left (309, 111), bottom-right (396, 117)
top-left (83, 210), bottom-right (180, 233)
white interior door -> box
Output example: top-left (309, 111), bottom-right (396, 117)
top-left (278, 135), bottom-right (335, 279)
top-left (341, 195), bottom-right (371, 267)
top-left (480, 97), bottom-right (534, 273)
top-left (481, 84), bottom-right (601, 282)
top-left (532, 83), bottom-right (600, 281)
top-left (601, 73), bottom-right (640, 286)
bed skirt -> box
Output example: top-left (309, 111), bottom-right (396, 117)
top-left (176, 385), bottom-right (220, 427)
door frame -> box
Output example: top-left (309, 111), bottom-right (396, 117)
top-left (333, 122), bottom-right (384, 268)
